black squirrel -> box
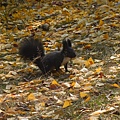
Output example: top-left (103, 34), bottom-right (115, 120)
top-left (19, 36), bottom-right (76, 74)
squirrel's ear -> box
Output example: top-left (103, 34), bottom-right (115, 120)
top-left (62, 40), bottom-right (68, 49)
top-left (67, 39), bottom-right (71, 47)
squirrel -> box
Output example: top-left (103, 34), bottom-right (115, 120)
top-left (19, 36), bottom-right (76, 74)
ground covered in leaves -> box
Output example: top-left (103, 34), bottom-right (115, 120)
top-left (0, 0), bottom-right (120, 120)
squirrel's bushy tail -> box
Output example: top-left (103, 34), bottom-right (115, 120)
top-left (19, 36), bottom-right (45, 61)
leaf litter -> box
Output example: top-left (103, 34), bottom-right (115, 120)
top-left (0, 0), bottom-right (120, 119)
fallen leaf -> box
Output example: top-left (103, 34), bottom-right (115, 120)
top-left (63, 100), bottom-right (72, 108)
top-left (111, 84), bottom-right (120, 88)
top-left (52, 80), bottom-right (60, 86)
top-left (50, 80), bottom-right (61, 90)
top-left (85, 96), bottom-right (90, 102)
top-left (80, 92), bottom-right (88, 98)
top-left (27, 93), bottom-right (36, 101)
top-left (90, 109), bottom-right (106, 116)
top-left (85, 57), bottom-right (94, 67)
top-left (99, 20), bottom-right (104, 26)
top-left (83, 44), bottom-right (92, 49)
top-left (103, 33), bottom-right (109, 40)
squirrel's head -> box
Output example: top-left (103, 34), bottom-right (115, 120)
top-left (62, 39), bottom-right (76, 58)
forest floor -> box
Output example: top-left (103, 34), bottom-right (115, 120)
top-left (0, 0), bottom-right (120, 120)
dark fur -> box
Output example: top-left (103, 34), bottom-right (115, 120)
top-left (19, 37), bottom-right (76, 74)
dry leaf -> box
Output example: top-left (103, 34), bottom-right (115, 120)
top-left (50, 80), bottom-right (61, 90)
top-left (85, 96), bottom-right (90, 102)
top-left (103, 33), bottom-right (109, 40)
top-left (63, 100), bottom-right (72, 108)
top-left (80, 92), bottom-right (88, 98)
top-left (27, 93), bottom-right (36, 101)
top-left (111, 84), bottom-right (120, 88)
top-left (99, 20), bottom-right (104, 26)
top-left (71, 81), bottom-right (76, 87)
top-left (84, 44), bottom-right (92, 49)
top-left (90, 110), bottom-right (106, 116)
top-left (85, 57), bottom-right (94, 67)
top-left (71, 82), bottom-right (80, 88)
top-left (95, 67), bottom-right (102, 73)
top-left (52, 80), bottom-right (60, 86)
top-left (90, 107), bottom-right (115, 116)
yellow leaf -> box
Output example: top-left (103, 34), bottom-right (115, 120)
top-left (63, 100), bottom-right (72, 108)
top-left (80, 92), bottom-right (88, 98)
top-left (41, 102), bottom-right (45, 107)
top-left (0, 39), bottom-right (6, 43)
top-left (112, 84), bottom-right (120, 88)
top-left (42, 31), bottom-right (46, 36)
top-left (85, 61), bottom-right (90, 67)
top-left (95, 67), bottom-right (102, 73)
top-left (88, 57), bottom-right (94, 64)
top-left (85, 96), bottom-right (90, 102)
top-left (27, 93), bottom-right (36, 101)
top-left (99, 20), bottom-right (104, 26)
top-left (71, 81), bottom-right (76, 87)
top-left (52, 80), bottom-right (60, 86)
top-left (85, 57), bottom-right (94, 67)
top-left (46, 37), bottom-right (51, 41)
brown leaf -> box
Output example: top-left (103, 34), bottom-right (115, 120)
top-left (103, 33), bottom-right (109, 40)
